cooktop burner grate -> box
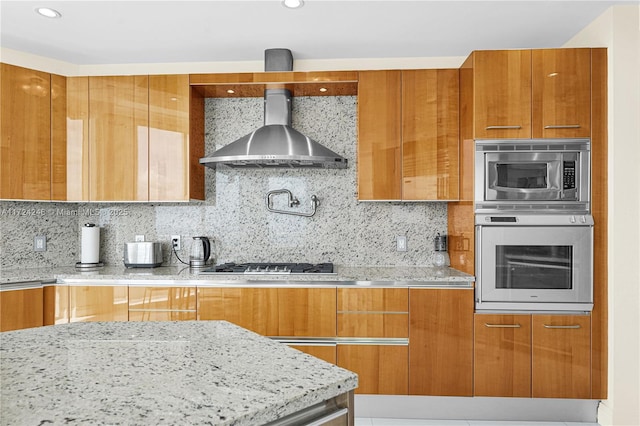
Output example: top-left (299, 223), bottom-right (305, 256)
top-left (202, 262), bottom-right (334, 274)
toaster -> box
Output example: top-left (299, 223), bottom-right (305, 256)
top-left (124, 242), bottom-right (163, 268)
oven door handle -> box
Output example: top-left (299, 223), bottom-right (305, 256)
top-left (506, 260), bottom-right (571, 270)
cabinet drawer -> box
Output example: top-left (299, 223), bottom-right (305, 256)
top-left (337, 313), bottom-right (408, 338)
top-left (337, 344), bottom-right (408, 395)
top-left (338, 288), bottom-right (408, 311)
top-left (128, 287), bottom-right (196, 311)
top-left (0, 287), bottom-right (44, 331)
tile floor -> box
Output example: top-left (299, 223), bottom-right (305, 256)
top-left (355, 420), bottom-right (600, 426)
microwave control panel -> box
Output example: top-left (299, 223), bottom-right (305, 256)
top-left (563, 161), bottom-right (576, 189)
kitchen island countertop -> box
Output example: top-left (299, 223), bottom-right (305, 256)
top-left (0, 265), bottom-right (474, 288)
top-left (0, 321), bottom-right (357, 425)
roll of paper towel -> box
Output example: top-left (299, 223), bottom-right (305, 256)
top-left (80, 223), bottom-right (100, 264)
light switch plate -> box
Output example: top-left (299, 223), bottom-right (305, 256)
top-left (135, 235), bottom-right (145, 242)
top-left (396, 235), bottom-right (407, 252)
top-left (34, 235), bottom-right (47, 252)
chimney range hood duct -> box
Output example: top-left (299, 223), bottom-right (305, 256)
top-left (199, 49), bottom-right (348, 169)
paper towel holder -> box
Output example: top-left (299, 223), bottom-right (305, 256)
top-left (75, 223), bottom-right (104, 269)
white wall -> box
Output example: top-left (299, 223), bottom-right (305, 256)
top-left (564, 5), bottom-right (640, 426)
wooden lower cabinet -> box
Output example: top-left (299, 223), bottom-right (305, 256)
top-left (69, 285), bottom-right (128, 322)
top-left (128, 286), bottom-right (196, 321)
top-left (337, 344), bottom-right (408, 395)
top-left (532, 314), bottom-right (591, 399)
top-left (474, 314), bottom-right (532, 397)
top-left (197, 287), bottom-right (336, 337)
top-left (409, 288), bottom-right (474, 396)
top-left (0, 287), bottom-right (44, 331)
top-left (474, 313), bottom-right (592, 399)
top-left (290, 344), bottom-right (337, 365)
top-left (44, 285), bottom-right (69, 325)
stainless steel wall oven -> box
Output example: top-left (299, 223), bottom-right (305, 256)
top-left (475, 214), bottom-right (593, 312)
top-left (475, 139), bottom-right (590, 213)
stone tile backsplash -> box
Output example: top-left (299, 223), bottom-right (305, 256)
top-left (0, 96), bottom-right (448, 271)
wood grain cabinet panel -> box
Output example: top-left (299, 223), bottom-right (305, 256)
top-left (149, 75), bottom-right (192, 201)
top-left (198, 288), bottom-right (336, 337)
top-left (128, 286), bottom-right (197, 321)
top-left (0, 288), bottom-right (44, 331)
top-left (474, 314), bottom-right (532, 397)
top-left (44, 285), bottom-right (69, 325)
top-left (338, 344), bottom-right (408, 395)
top-left (337, 288), bottom-right (408, 338)
top-left (409, 288), bottom-right (474, 396)
top-left (472, 50), bottom-right (532, 139)
top-left (65, 76), bottom-right (90, 201)
top-left (532, 48), bottom-right (592, 138)
top-left (89, 75), bottom-right (149, 201)
top-left (69, 286), bottom-right (128, 322)
top-left (0, 63), bottom-right (52, 200)
top-left (532, 314), bottom-right (591, 399)
top-left (290, 345), bottom-right (337, 365)
top-left (357, 70), bottom-right (402, 200)
top-left (402, 69), bottom-right (459, 200)
top-left (357, 69), bottom-right (460, 201)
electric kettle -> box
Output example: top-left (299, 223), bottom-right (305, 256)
top-left (190, 236), bottom-right (212, 268)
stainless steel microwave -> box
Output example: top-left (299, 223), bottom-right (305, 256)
top-left (475, 214), bottom-right (593, 312)
top-left (475, 139), bottom-right (590, 212)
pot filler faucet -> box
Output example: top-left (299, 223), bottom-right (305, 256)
top-left (266, 189), bottom-right (319, 217)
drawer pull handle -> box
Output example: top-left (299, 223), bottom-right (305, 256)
top-left (485, 125), bottom-right (522, 130)
top-left (543, 324), bottom-right (581, 329)
top-left (544, 125), bottom-right (581, 129)
top-left (484, 323), bottom-right (521, 328)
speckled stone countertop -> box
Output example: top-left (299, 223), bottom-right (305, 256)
top-left (0, 321), bottom-right (357, 425)
top-left (0, 265), bottom-right (474, 288)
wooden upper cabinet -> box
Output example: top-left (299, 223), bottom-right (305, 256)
top-left (532, 314), bottom-right (591, 399)
top-left (0, 63), bottom-right (52, 200)
top-left (474, 314), bottom-right (532, 397)
top-left (409, 288), bottom-right (474, 396)
top-left (149, 75), bottom-right (193, 201)
top-left (402, 69), bottom-right (459, 200)
top-left (89, 75), bottom-right (149, 201)
top-left (472, 50), bottom-right (532, 139)
top-left (532, 48), bottom-right (591, 138)
top-left (357, 70), bottom-right (402, 200)
top-left (66, 77), bottom-right (90, 201)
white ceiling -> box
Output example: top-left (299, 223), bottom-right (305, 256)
top-left (0, 0), bottom-right (632, 66)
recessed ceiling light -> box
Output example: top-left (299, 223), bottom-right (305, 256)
top-left (35, 7), bottom-right (62, 18)
top-left (282, 0), bottom-right (304, 9)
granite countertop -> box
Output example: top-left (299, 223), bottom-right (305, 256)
top-left (0, 265), bottom-right (474, 287)
top-left (0, 321), bottom-right (357, 425)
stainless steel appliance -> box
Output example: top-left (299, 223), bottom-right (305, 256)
top-left (199, 262), bottom-right (335, 275)
top-left (189, 236), bottom-right (212, 268)
top-left (124, 242), bottom-right (163, 268)
top-left (475, 214), bottom-right (593, 312)
top-left (475, 139), bottom-right (590, 212)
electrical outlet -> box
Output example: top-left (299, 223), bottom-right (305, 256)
top-left (396, 235), bottom-right (407, 252)
top-left (171, 235), bottom-right (181, 250)
top-left (135, 235), bottom-right (145, 242)
top-left (34, 235), bottom-right (47, 252)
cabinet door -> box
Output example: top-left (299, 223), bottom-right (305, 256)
top-left (473, 50), bottom-right (532, 139)
top-left (532, 314), bottom-right (591, 398)
top-left (337, 288), bottom-right (408, 338)
top-left (0, 288), bottom-right (43, 331)
top-left (290, 345), bottom-right (337, 365)
top-left (50, 73), bottom-right (67, 201)
top-left (409, 289), bottom-right (474, 396)
top-left (149, 75), bottom-right (190, 201)
top-left (198, 288), bottom-right (336, 337)
top-left (532, 48), bottom-right (592, 138)
top-left (89, 76), bottom-right (149, 201)
top-left (69, 286), bottom-right (128, 322)
top-left (402, 69), bottom-right (459, 200)
top-left (66, 77), bottom-right (90, 201)
top-left (357, 70), bottom-right (402, 200)
top-left (474, 314), bottom-right (532, 397)
top-left (128, 286), bottom-right (197, 321)
top-left (1, 64), bottom-right (51, 200)
top-left (337, 344), bottom-right (408, 395)
top-left (44, 285), bottom-right (69, 325)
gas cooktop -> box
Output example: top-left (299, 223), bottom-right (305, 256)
top-left (200, 262), bottom-right (335, 275)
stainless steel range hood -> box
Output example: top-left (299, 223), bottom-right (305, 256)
top-left (199, 49), bottom-right (348, 169)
